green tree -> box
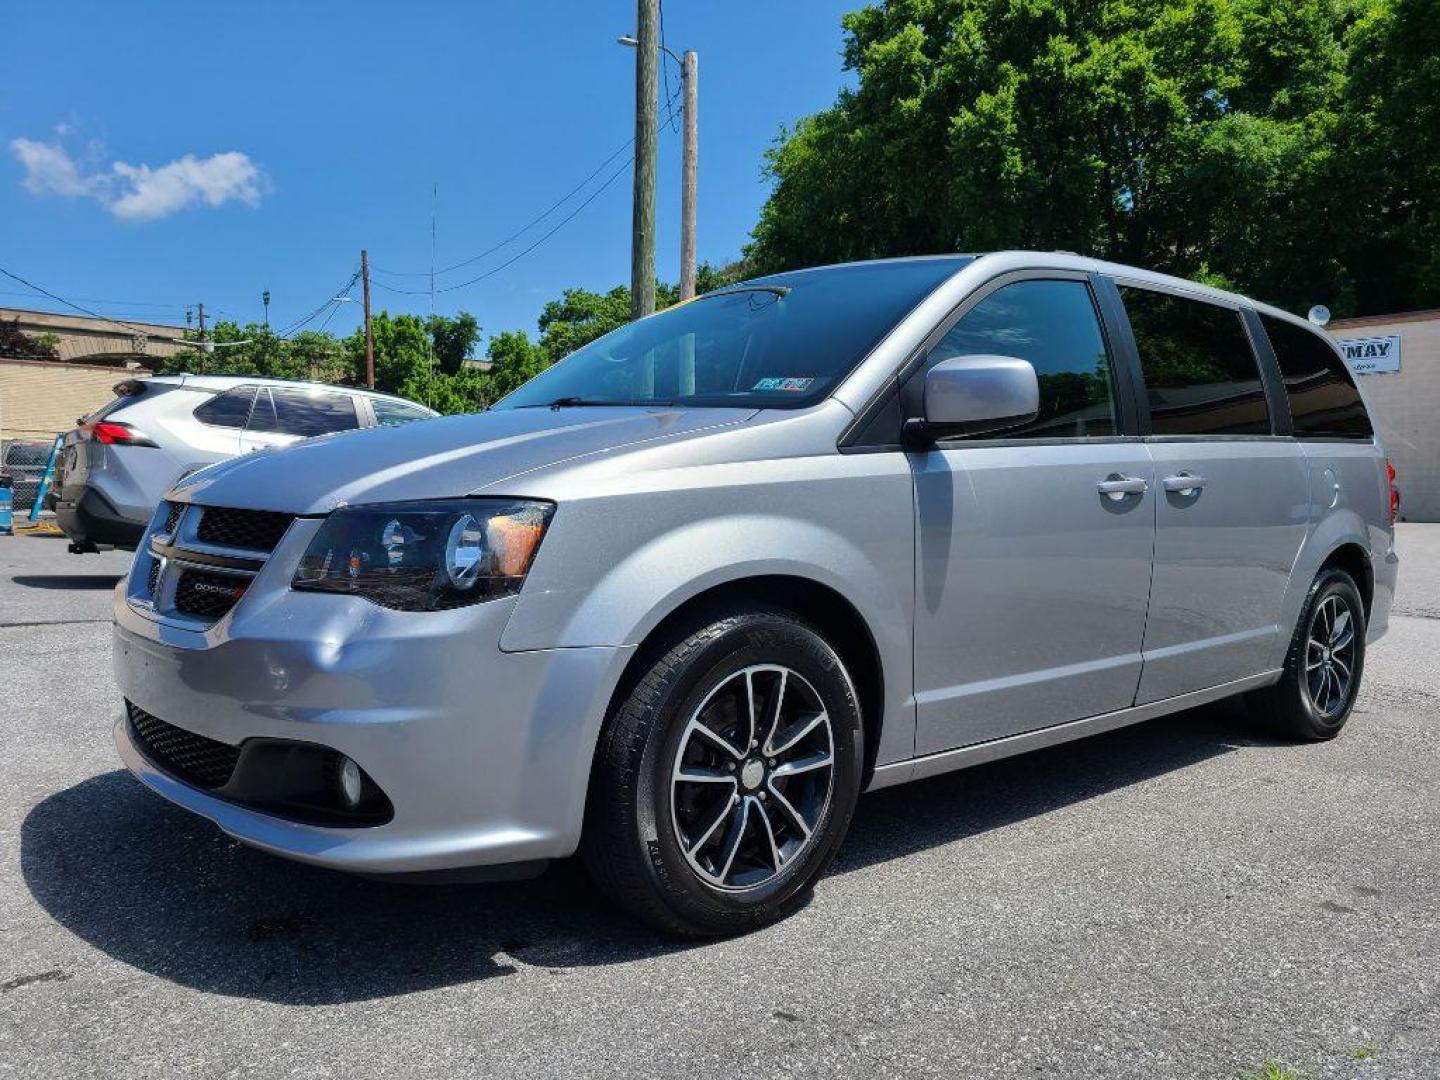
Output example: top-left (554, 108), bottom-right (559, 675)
top-left (1326, 0), bottom-right (1440, 313)
top-left (164, 321), bottom-right (352, 382)
top-left (748, 0), bottom-right (1431, 317)
top-left (485, 330), bottom-right (551, 400)
top-left (428, 310), bottom-right (480, 376)
top-left (534, 286), bottom-right (635, 359)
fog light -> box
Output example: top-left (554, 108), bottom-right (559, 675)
top-left (337, 755), bottom-right (364, 808)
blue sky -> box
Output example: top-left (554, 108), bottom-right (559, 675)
top-left (2, 2), bottom-right (857, 347)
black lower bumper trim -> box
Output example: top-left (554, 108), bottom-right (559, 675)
top-left (55, 487), bottom-right (145, 550)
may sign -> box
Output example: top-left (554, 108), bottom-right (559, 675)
top-left (1339, 334), bottom-right (1402, 375)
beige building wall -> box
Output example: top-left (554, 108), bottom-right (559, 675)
top-left (0, 359), bottom-right (134, 441)
top-left (1328, 310), bottom-right (1440, 522)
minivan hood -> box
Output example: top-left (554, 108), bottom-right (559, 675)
top-left (173, 406), bottom-right (756, 514)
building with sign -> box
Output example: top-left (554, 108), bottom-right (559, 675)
top-left (1329, 309), bottom-right (1440, 521)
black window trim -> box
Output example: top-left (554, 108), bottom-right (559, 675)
top-left (1240, 307), bottom-right (1294, 436)
top-left (840, 267), bottom-right (1142, 451)
top-left (1107, 274), bottom-right (1280, 440)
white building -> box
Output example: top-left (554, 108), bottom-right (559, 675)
top-left (1329, 309), bottom-right (1440, 522)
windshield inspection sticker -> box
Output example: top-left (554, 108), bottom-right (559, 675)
top-left (753, 377), bottom-right (814, 392)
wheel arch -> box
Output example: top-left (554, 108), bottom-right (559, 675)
top-left (1274, 509), bottom-right (1377, 667)
top-left (1318, 541), bottom-right (1374, 620)
top-left (600, 574), bottom-right (888, 787)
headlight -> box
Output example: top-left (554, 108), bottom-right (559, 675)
top-left (292, 499), bottom-right (553, 611)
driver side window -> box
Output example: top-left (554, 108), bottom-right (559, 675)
top-left (930, 279), bottom-right (1117, 439)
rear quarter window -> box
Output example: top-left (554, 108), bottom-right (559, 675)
top-left (371, 398), bottom-right (435, 426)
top-left (1260, 314), bottom-right (1373, 439)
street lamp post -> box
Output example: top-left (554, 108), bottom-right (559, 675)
top-left (619, 27), bottom-right (698, 302)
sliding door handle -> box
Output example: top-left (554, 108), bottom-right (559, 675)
top-left (1097, 474), bottom-right (1149, 500)
top-left (1161, 472), bottom-right (1208, 496)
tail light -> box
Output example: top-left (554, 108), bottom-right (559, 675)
top-left (81, 421), bottom-right (157, 447)
top-left (1385, 458), bottom-right (1399, 523)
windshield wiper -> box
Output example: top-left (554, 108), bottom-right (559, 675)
top-left (517, 397), bottom-right (679, 410)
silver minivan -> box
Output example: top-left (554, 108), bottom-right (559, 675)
top-left (112, 252), bottom-right (1398, 935)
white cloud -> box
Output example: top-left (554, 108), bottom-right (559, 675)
top-left (108, 152), bottom-right (265, 221)
top-left (11, 137), bottom-right (95, 197)
top-left (9, 136), bottom-right (267, 222)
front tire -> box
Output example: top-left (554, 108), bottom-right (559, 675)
top-left (582, 607), bottom-right (864, 936)
top-left (1255, 567), bottom-right (1366, 741)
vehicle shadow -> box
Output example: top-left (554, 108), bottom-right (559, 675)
top-left (12, 575), bottom-right (123, 590)
top-left (21, 698), bottom-right (1273, 1004)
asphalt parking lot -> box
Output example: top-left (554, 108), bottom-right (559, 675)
top-left (1, 528), bottom-right (1437, 1079)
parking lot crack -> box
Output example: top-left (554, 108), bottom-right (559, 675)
top-left (1, 968), bottom-right (71, 993)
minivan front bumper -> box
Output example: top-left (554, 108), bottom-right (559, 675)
top-left (113, 578), bottom-right (634, 875)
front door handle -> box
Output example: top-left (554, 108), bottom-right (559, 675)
top-left (1161, 472), bottom-right (1208, 496)
top-left (1097, 474), bottom-right (1149, 500)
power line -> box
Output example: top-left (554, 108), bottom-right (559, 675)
top-left (659, 0), bottom-right (680, 134)
top-left (314, 281), bottom-right (357, 334)
top-left (0, 262), bottom-right (175, 339)
top-left (0, 288), bottom-right (183, 311)
top-left (276, 267), bottom-right (360, 338)
top-left (373, 139), bottom-right (636, 279)
top-left (372, 153), bottom-right (635, 297)
top-left (373, 86), bottom-right (682, 282)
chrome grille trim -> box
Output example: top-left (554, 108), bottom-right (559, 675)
top-left (132, 501), bottom-right (289, 627)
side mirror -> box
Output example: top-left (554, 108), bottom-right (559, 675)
top-left (904, 354), bottom-right (1039, 444)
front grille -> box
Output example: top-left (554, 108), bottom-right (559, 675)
top-left (127, 701), bottom-right (240, 790)
top-left (162, 501), bottom-right (184, 535)
top-left (174, 569), bottom-right (249, 619)
top-left (196, 506), bottom-right (294, 552)
top-left (145, 558), bottom-right (161, 597)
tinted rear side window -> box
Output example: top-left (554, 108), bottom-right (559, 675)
top-left (268, 389), bottom-right (360, 436)
top-left (193, 386), bottom-right (256, 429)
top-left (928, 279), bottom-right (1116, 438)
top-left (1121, 287), bottom-right (1270, 436)
top-left (1260, 314), bottom-right (1373, 438)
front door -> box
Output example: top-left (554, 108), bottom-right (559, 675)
top-left (1115, 284), bottom-right (1310, 703)
top-left (910, 276), bottom-right (1157, 756)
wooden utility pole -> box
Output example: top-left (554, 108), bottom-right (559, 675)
top-left (361, 249), bottom-right (375, 388)
top-left (631, 0), bottom-right (659, 319)
top-left (679, 49), bottom-right (698, 301)
top-left (196, 302), bottom-right (206, 374)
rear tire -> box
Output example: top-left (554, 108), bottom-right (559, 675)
top-left (582, 606), bottom-right (864, 937)
top-left (1253, 567), bottom-right (1366, 741)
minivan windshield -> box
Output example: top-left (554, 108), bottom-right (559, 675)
top-left (495, 258), bottom-right (971, 410)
